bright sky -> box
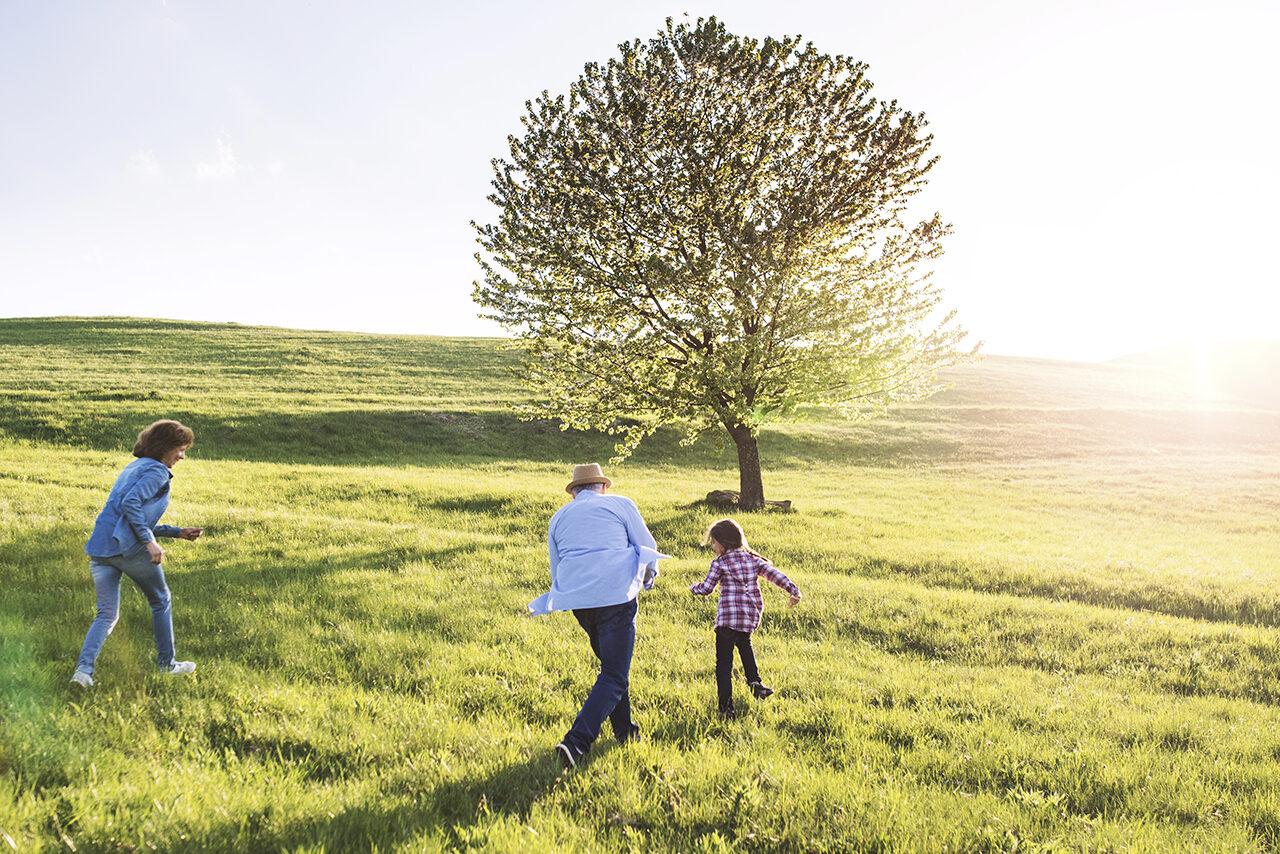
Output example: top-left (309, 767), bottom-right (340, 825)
top-left (1, 0), bottom-right (1275, 362)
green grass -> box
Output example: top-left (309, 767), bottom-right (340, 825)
top-left (2, 317), bottom-right (1279, 852)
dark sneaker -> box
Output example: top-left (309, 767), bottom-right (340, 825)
top-left (555, 742), bottom-right (580, 769)
top-left (750, 681), bottom-right (774, 700)
top-left (719, 706), bottom-right (736, 720)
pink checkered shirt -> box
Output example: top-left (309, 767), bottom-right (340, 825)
top-left (690, 548), bottom-right (800, 632)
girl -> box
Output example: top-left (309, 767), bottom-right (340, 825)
top-left (690, 518), bottom-right (801, 717)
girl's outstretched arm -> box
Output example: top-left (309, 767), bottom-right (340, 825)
top-left (689, 561), bottom-right (722, 596)
top-left (759, 562), bottom-right (801, 602)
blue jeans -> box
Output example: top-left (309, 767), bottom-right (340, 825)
top-left (75, 551), bottom-right (176, 675)
top-left (563, 598), bottom-right (640, 755)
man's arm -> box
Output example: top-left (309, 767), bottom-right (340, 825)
top-left (547, 515), bottom-right (561, 584)
top-left (618, 497), bottom-right (657, 552)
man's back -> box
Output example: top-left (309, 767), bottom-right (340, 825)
top-left (552, 491), bottom-right (638, 555)
top-left (529, 490), bottom-right (657, 615)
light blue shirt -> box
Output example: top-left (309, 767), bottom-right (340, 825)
top-left (84, 457), bottom-right (181, 558)
top-left (528, 490), bottom-right (669, 616)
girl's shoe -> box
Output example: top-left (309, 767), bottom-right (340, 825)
top-left (70, 670), bottom-right (94, 688)
top-left (749, 681), bottom-right (773, 700)
top-left (163, 661), bottom-right (196, 676)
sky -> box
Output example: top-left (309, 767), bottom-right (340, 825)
top-left (1, 0), bottom-right (1276, 362)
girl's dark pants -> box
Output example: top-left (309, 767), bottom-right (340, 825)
top-left (715, 627), bottom-right (760, 713)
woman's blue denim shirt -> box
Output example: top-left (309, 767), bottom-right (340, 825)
top-left (84, 457), bottom-right (181, 558)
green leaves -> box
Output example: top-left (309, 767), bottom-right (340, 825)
top-left (474, 16), bottom-right (975, 477)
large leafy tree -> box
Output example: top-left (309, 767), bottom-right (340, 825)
top-left (474, 17), bottom-right (974, 509)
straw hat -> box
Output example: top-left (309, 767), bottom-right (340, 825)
top-left (565, 463), bottom-right (612, 494)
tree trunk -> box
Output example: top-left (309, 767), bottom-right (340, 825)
top-left (726, 423), bottom-right (765, 510)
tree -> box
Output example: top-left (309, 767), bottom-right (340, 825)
top-left (474, 17), bottom-right (975, 510)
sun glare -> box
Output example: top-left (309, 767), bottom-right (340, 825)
top-left (1180, 337), bottom-right (1279, 407)
top-left (1190, 338), bottom-right (1221, 401)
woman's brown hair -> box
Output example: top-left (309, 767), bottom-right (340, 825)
top-left (133, 420), bottom-right (194, 460)
top-left (701, 518), bottom-right (761, 557)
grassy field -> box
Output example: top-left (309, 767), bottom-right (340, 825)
top-left (2, 316), bottom-right (1279, 852)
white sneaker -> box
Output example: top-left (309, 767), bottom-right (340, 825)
top-left (164, 661), bottom-right (196, 676)
top-left (70, 670), bottom-right (94, 688)
top-left (555, 742), bottom-right (579, 769)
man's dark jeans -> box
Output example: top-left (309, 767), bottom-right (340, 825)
top-left (564, 598), bottom-right (640, 755)
top-left (715, 627), bottom-right (761, 713)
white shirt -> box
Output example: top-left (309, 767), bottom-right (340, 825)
top-left (527, 489), bottom-right (668, 615)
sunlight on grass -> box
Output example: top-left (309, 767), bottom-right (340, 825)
top-left (1, 318), bottom-right (1278, 851)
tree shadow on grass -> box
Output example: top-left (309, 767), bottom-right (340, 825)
top-left (848, 554), bottom-right (1280, 629)
top-left (0, 406), bottom-right (622, 466)
top-left (422, 494), bottom-right (526, 515)
top-left (1, 404), bottom-right (964, 470)
top-left (179, 541), bottom-right (482, 589)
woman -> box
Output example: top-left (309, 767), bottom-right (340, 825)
top-left (71, 420), bottom-right (204, 687)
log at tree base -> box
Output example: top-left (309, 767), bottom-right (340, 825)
top-left (705, 490), bottom-right (793, 511)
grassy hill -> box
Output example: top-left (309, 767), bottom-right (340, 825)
top-left (4, 317), bottom-right (1275, 468)
top-left (2, 317), bottom-right (1279, 852)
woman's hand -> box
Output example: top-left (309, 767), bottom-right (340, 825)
top-left (147, 541), bottom-right (165, 564)
top-left (178, 527), bottom-right (204, 541)
top-left (789, 593), bottom-right (802, 609)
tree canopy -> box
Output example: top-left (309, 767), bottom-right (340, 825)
top-left (474, 17), bottom-right (975, 508)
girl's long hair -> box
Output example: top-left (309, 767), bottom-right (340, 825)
top-left (702, 518), bottom-right (763, 558)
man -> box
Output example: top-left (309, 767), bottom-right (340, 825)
top-left (529, 463), bottom-right (668, 768)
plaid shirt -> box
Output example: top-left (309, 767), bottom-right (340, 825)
top-left (690, 548), bottom-right (800, 632)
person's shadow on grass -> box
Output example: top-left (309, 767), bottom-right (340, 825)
top-left (426, 749), bottom-right (568, 828)
top-left (209, 751), bottom-right (568, 852)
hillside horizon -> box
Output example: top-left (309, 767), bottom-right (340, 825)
top-left (2, 316), bottom-right (1276, 475)
top-left (5, 314), bottom-right (1277, 367)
